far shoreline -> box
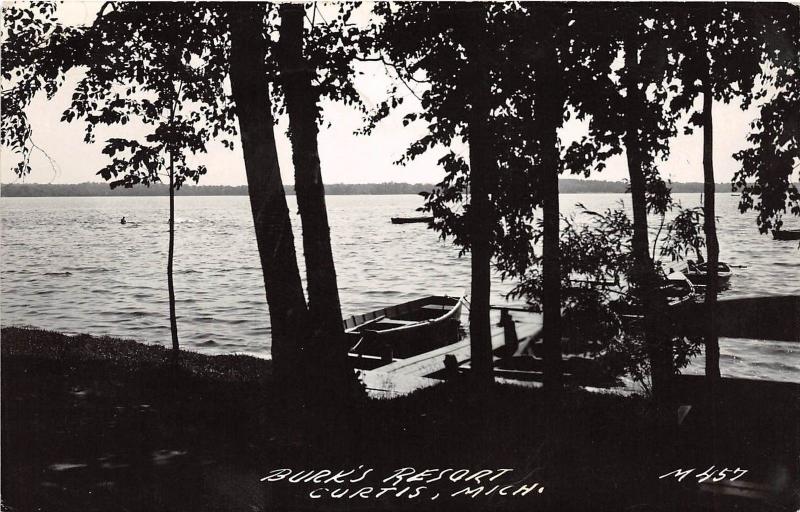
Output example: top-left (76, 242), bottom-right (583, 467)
top-left (1, 179), bottom-right (746, 197)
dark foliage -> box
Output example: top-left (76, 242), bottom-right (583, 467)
top-left (509, 204), bottom-right (704, 391)
top-left (732, 4), bottom-right (800, 232)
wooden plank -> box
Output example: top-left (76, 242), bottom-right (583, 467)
top-left (349, 353), bottom-right (399, 361)
top-left (490, 305), bottom-right (538, 313)
top-left (375, 318), bottom-right (418, 326)
top-left (347, 315), bottom-right (386, 333)
top-left (379, 339), bottom-right (471, 376)
top-left (671, 294), bottom-right (800, 342)
top-left (377, 310), bottom-right (542, 377)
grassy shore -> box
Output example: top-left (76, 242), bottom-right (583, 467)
top-left (2, 326), bottom-right (797, 511)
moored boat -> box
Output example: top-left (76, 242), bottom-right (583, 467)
top-left (661, 271), bottom-right (698, 306)
top-left (615, 270), bottom-right (697, 324)
top-left (345, 295), bottom-right (463, 366)
top-left (680, 260), bottom-right (733, 286)
top-left (390, 216), bottom-right (434, 224)
top-left (772, 229), bottom-right (800, 241)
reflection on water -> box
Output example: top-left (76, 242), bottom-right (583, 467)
top-left (2, 193), bottom-right (798, 381)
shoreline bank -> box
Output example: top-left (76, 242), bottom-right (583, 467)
top-left (2, 326), bottom-right (797, 511)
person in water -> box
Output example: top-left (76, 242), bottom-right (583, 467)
top-left (120, 216), bottom-right (126, 225)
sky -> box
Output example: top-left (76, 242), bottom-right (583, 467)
top-left (0, 1), bottom-right (774, 186)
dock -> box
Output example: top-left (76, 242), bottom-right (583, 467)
top-left (360, 294), bottom-right (800, 398)
top-left (673, 294), bottom-right (800, 342)
top-left (361, 307), bottom-right (543, 398)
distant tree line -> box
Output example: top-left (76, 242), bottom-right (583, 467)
top-left (0, 181), bottom-right (431, 196)
top-left (0, 179), bottom-right (747, 197)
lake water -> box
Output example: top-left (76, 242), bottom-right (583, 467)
top-left (2, 193), bottom-right (798, 382)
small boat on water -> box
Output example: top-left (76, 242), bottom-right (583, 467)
top-left (391, 216), bottom-right (434, 224)
top-left (772, 229), bottom-right (800, 241)
top-left (661, 271), bottom-right (698, 307)
top-left (345, 295), bottom-right (464, 367)
top-left (678, 260), bottom-right (733, 286)
top-left (613, 271), bottom-right (697, 330)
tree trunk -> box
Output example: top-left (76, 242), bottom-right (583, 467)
top-left (464, 4), bottom-right (494, 384)
top-left (278, 4), bottom-right (356, 397)
top-left (167, 150), bottom-right (179, 353)
top-left (532, 25), bottom-right (565, 393)
top-left (701, 43), bottom-right (721, 381)
top-left (227, 3), bottom-right (309, 379)
top-left (622, 36), bottom-right (672, 403)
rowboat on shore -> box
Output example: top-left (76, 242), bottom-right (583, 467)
top-left (772, 229), bottom-right (800, 241)
top-left (345, 295), bottom-right (464, 368)
top-left (390, 216), bottom-right (434, 224)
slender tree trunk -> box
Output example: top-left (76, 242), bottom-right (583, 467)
top-left (167, 150), bottom-right (179, 353)
top-left (701, 48), bottom-right (721, 380)
top-left (464, 4), bottom-right (494, 384)
top-left (541, 142), bottom-right (563, 392)
top-left (622, 36), bottom-right (672, 403)
top-left (278, 4), bottom-right (356, 396)
top-left (227, 3), bottom-right (309, 379)
top-left (532, 25), bottom-right (565, 393)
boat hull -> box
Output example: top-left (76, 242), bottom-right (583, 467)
top-left (391, 216), bottom-right (434, 224)
top-left (344, 295), bottom-right (463, 362)
top-left (673, 262), bottom-right (733, 287)
top-left (684, 271), bottom-right (732, 286)
top-left (773, 230), bottom-right (800, 241)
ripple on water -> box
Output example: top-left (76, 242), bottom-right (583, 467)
top-left (2, 194), bottom-right (798, 381)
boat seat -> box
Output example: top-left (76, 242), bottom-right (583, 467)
top-left (420, 304), bottom-right (448, 311)
top-left (375, 319), bottom-right (418, 326)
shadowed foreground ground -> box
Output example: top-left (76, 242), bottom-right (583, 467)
top-left (2, 327), bottom-right (797, 511)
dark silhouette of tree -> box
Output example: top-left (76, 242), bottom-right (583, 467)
top-left (660, 206), bottom-right (706, 265)
top-left (2, 2), bottom-right (363, 397)
top-left (225, 3), bottom-right (310, 382)
top-left (497, 4), bottom-right (703, 397)
top-left (733, 4), bottom-right (800, 233)
top-left (370, 3), bottom-right (684, 395)
top-left (82, 6), bottom-right (223, 357)
top-left (534, 9), bottom-right (567, 394)
top-left (2, 2), bottom-right (83, 176)
top-left (276, 3), bottom-right (364, 395)
top-left (669, 4), bottom-right (768, 380)
top-left (462, 3), bottom-right (496, 384)
top-left (621, 15), bottom-right (673, 404)
top-left (563, 4), bottom-right (681, 404)
top-left (699, 41), bottom-right (722, 380)
top-left (665, 4), bottom-right (799, 379)
top-left (99, 85), bottom-right (199, 356)
top-left (165, 104), bottom-right (180, 354)
top-left (369, 2), bottom-right (509, 385)
top-left (510, 203), bottom-right (705, 393)
top-left (3, 2), bottom-right (227, 355)
top-left (497, 4), bottom-right (572, 393)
